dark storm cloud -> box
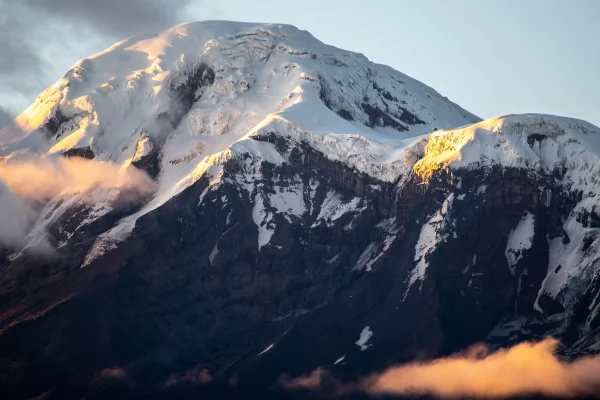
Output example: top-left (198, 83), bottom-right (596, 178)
top-left (0, 0), bottom-right (194, 110)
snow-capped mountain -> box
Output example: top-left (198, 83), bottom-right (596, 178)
top-left (1, 20), bottom-right (600, 399)
top-left (0, 21), bottom-right (479, 260)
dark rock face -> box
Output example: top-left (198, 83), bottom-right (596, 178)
top-left (361, 103), bottom-right (409, 132)
top-left (168, 63), bottom-right (215, 129)
top-left (318, 73), bottom-right (426, 133)
top-left (131, 138), bottom-right (161, 179)
top-left (42, 106), bottom-right (70, 137)
top-left (0, 131), bottom-right (599, 399)
top-left (62, 146), bottom-right (95, 159)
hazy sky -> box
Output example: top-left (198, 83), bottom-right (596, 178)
top-left (0, 0), bottom-right (598, 126)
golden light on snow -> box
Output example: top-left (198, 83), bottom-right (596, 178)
top-left (413, 128), bottom-right (474, 181)
top-left (7, 99), bottom-right (57, 141)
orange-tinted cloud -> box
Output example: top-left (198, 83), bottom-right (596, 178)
top-left (0, 157), bottom-right (156, 201)
top-left (366, 338), bottom-right (600, 398)
top-left (281, 338), bottom-right (600, 398)
top-left (279, 367), bottom-right (357, 398)
top-left (0, 156), bottom-right (156, 248)
top-left (279, 367), bottom-right (330, 390)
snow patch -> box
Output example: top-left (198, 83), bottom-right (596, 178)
top-left (355, 326), bottom-right (373, 351)
top-left (313, 191), bottom-right (365, 227)
top-left (355, 233), bottom-right (397, 272)
top-left (405, 194), bottom-right (454, 296)
top-left (269, 182), bottom-right (305, 218)
top-left (355, 243), bottom-right (377, 271)
top-left (258, 343), bottom-right (274, 355)
top-left (534, 212), bottom-right (597, 312)
top-left (333, 355), bottom-right (346, 365)
top-left (209, 242), bottom-right (219, 266)
top-left (327, 251), bottom-right (342, 264)
top-left (252, 194), bottom-right (274, 250)
top-left (308, 179), bottom-right (320, 215)
top-left (505, 212), bottom-right (535, 275)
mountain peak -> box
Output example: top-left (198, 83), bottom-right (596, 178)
top-left (1, 20), bottom-right (481, 253)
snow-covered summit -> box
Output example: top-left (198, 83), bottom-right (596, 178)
top-left (1, 20), bottom-right (478, 157)
top-left (0, 20), bottom-right (482, 251)
top-left (10, 21), bottom-right (600, 267)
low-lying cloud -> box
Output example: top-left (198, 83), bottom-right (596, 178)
top-left (280, 367), bottom-right (330, 390)
top-left (281, 338), bottom-right (600, 398)
top-left (94, 367), bottom-right (128, 382)
top-left (165, 366), bottom-right (213, 387)
top-left (0, 157), bottom-right (156, 200)
top-left (0, 181), bottom-right (33, 248)
top-left (0, 157), bottom-right (156, 248)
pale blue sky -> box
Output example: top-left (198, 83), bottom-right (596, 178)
top-left (1, 0), bottom-right (598, 127)
top-left (195, 0), bottom-right (599, 126)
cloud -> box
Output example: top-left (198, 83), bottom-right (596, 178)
top-left (0, 106), bottom-right (14, 130)
top-left (0, 0), bottom-right (195, 114)
top-left (0, 181), bottom-right (33, 248)
top-left (0, 157), bottom-right (156, 200)
top-left (18, 0), bottom-right (193, 38)
top-left (0, 157), bottom-right (156, 248)
top-left (279, 367), bottom-right (330, 390)
top-left (94, 367), bottom-right (128, 382)
top-left (281, 338), bottom-right (600, 398)
top-left (165, 366), bottom-right (213, 387)
top-left (279, 367), bottom-right (356, 398)
top-left (0, 2), bottom-right (60, 106)
top-left (365, 337), bottom-right (600, 398)
top-left (0, 4), bottom-right (47, 91)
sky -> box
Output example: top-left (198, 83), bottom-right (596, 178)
top-left (0, 0), bottom-right (598, 127)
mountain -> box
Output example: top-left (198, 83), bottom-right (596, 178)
top-left (1, 21), bottom-right (600, 399)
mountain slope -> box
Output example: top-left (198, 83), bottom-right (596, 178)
top-left (1, 20), bottom-right (600, 400)
top-left (0, 20), bottom-right (479, 259)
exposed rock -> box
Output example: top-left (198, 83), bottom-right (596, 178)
top-left (62, 146), bottom-right (95, 159)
